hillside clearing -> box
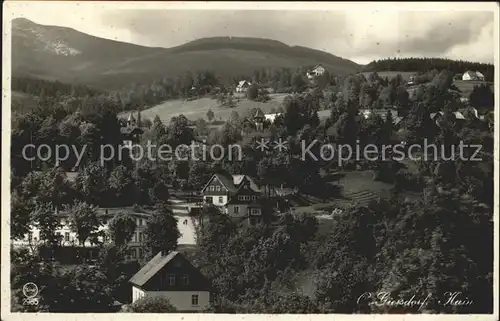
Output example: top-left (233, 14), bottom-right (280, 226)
top-left (125, 94), bottom-right (332, 123)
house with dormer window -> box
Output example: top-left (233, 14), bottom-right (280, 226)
top-left (201, 173), bottom-right (263, 224)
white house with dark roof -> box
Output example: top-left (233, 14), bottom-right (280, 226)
top-left (201, 173), bottom-right (263, 224)
top-left (129, 251), bottom-right (211, 311)
top-left (307, 64), bottom-right (326, 79)
top-left (462, 70), bottom-right (485, 81)
top-left (236, 80), bottom-right (252, 93)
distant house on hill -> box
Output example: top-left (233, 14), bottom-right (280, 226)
top-left (129, 251), bottom-right (211, 311)
top-left (462, 70), bottom-right (485, 81)
top-left (306, 64), bottom-right (326, 79)
top-left (236, 80), bottom-right (252, 93)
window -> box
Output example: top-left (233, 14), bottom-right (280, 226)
top-left (216, 186), bottom-right (221, 192)
top-left (252, 196), bottom-right (256, 200)
top-left (191, 294), bottom-right (199, 306)
top-left (131, 249), bottom-right (137, 258)
top-left (133, 232), bottom-right (138, 243)
top-left (167, 274), bottom-right (175, 285)
top-left (218, 197), bottom-right (223, 203)
top-left (234, 206), bottom-right (239, 214)
top-left (182, 275), bottom-right (189, 285)
top-left (139, 248), bottom-right (144, 258)
top-left (141, 219), bottom-right (144, 226)
top-left (238, 196), bottom-right (243, 201)
top-left (139, 232), bottom-right (143, 242)
top-left (64, 232), bottom-right (70, 242)
top-left (251, 208), bottom-right (261, 215)
top-left (209, 186), bottom-right (215, 192)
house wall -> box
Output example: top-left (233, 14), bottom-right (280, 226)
top-left (462, 73), bottom-right (472, 81)
top-left (226, 204), bottom-right (249, 218)
top-left (142, 291), bottom-right (210, 311)
top-left (203, 195), bottom-right (228, 206)
top-left (132, 286), bottom-right (146, 302)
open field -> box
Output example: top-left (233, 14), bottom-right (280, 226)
top-left (126, 94), bottom-right (288, 123)
top-left (127, 93), bottom-right (333, 124)
top-left (453, 79), bottom-right (493, 97)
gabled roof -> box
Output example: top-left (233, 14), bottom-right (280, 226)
top-left (463, 70), bottom-right (484, 78)
top-left (430, 112), bottom-right (444, 120)
top-left (254, 108), bottom-right (265, 119)
top-left (201, 173), bottom-right (261, 193)
top-left (233, 175), bottom-right (261, 193)
top-left (120, 126), bottom-right (144, 135)
top-left (201, 173), bottom-right (238, 193)
top-left (129, 251), bottom-right (179, 287)
top-left (237, 80), bottom-right (251, 88)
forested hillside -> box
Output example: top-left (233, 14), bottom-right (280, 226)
top-left (363, 58), bottom-right (493, 82)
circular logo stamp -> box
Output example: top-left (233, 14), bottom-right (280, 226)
top-left (22, 282), bottom-right (38, 299)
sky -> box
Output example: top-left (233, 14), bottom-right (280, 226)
top-left (6, 2), bottom-right (497, 65)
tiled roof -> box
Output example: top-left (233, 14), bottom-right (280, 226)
top-left (202, 173), bottom-right (261, 193)
top-left (129, 251), bottom-right (179, 287)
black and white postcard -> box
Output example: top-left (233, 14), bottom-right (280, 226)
top-left (1, 1), bottom-right (498, 320)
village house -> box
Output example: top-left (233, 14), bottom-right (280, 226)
top-left (264, 112), bottom-right (282, 123)
top-left (121, 110), bottom-right (145, 149)
top-left (462, 70), bottom-right (485, 81)
top-left (201, 173), bottom-right (263, 225)
top-left (359, 108), bottom-right (402, 125)
top-left (235, 80), bottom-right (252, 93)
top-left (242, 108), bottom-right (266, 133)
top-left (407, 75), bottom-right (417, 85)
top-left (129, 251), bottom-right (211, 311)
top-left (306, 64), bottom-right (326, 79)
top-left (430, 111), bottom-right (466, 127)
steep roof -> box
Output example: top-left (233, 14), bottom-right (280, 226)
top-left (233, 175), bottom-right (261, 193)
top-left (254, 108), bottom-right (265, 119)
top-left (201, 173), bottom-right (261, 193)
top-left (120, 126), bottom-right (144, 135)
top-left (129, 251), bottom-right (179, 287)
top-left (237, 80), bottom-right (251, 88)
top-left (463, 70), bottom-right (484, 78)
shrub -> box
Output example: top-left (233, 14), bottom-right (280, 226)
top-left (129, 296), bottom-right (178, 313)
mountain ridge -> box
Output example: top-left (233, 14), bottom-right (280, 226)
top-left (11, 18), bottom-right (362, 89)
